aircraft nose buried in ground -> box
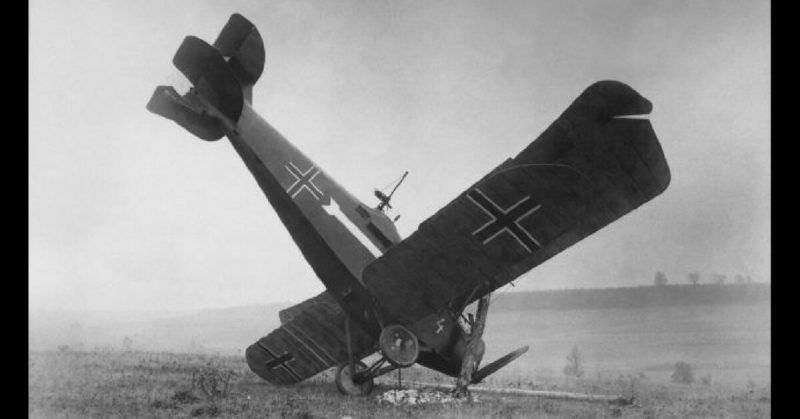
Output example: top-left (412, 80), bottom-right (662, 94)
top-left (147, 14), bottom-right (670, 397)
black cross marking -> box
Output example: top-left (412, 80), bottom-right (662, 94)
top-left (256, 342), bottom-right (302, 382)
top-left (265, 352), bottom-right (295, 370)
top-left (467, 188), bottom-right (542, 253)
top-left (285, 161), bottom-right (323, 200)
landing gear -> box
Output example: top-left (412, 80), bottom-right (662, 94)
top-left (451, 293), bottom-right (529, 398)
top-left (335, 299), bottom-right (527, 398)
top-left (335, 361), bottom-right (374, 396)
top-left (337, 320), bottom-right (418, 396)
top-left (454, 294), bottom-right (492, 398)
top-left (379, 324), bottom-right (419, 367)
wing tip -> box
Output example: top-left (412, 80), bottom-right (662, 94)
top-left (245, 342), bottom-right (300, 386)
top-left (571, 80), bottom-right (653, 120)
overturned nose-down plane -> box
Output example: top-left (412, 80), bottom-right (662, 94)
top-left (147, 14), bottom-right (670, 396)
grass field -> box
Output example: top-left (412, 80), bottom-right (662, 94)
top-left (479, 303), bottom-right (770, 387)
top-left (29, 303), bottom-right (770, 418)
top-left (29, 349), bottom-right (770, 418)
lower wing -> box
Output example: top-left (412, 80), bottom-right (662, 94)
top-left (246, 291), bottom-right (375, 385)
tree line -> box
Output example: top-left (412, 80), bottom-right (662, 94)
top-left (654, 271), bottom-right (756, 286)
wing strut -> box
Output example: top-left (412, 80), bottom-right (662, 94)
top-left (345, 318), bottom-right (355, 378)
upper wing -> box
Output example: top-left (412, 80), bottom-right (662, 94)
top-left (245, 291), bottom-right (375, 385)
top-left (362, 81), bottom-right (671, 325)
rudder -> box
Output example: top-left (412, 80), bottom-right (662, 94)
top-left (213, 13), bottom-right (265, 90)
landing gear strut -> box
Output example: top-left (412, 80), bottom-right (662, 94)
top-left (452, 293), bottom-right (530, 398)
top-left (453, 293), bottom-right (491, 398)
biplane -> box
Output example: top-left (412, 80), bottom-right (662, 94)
top-left (147, 14), bottom-right (670, 396)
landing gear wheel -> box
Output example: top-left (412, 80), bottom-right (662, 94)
top-left (335, 361), bottom-right (374, 396)
top-left (379, 324), bottom-right (419, 367)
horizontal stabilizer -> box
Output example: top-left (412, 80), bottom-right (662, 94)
top-left (172, 36), bottom-right (244, 122)
top-left (213, 13), bottom-right (265, 87)
top-left (146, 86), bottom-right (224, 141)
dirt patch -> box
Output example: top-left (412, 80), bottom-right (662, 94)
top-left (376, 389), bottom-right (475, 406)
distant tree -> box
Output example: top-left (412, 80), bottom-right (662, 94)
top-left (654, 271), bottom-right (668, 287)
top-left (710, 273), bottom-right (727, 285)
top-left (687, 272), bottom-right (700, 285)
top-left (700, 374), bottom-right (713, 386)
top-left (122, 336), bottom-right (133, 352)
top-left (671, 361), bottom-right (694, 384)
top-left (563, 346), bottom-right (585, 377)
top-left (746, 379), bottom-right (757, 395)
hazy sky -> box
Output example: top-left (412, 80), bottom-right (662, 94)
top-left (30, 0), bottom-right (770, 313)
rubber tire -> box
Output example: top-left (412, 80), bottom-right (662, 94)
top-left (379, 324), bottom-right (420, 367)
top-left (334, 361), bottom-right (374, 396)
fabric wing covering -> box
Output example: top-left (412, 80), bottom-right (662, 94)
top-left (246, 291), bottom-right (375, 385)
top-left (361, 81), bottom-right (671, 325)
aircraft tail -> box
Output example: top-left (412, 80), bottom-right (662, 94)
top-left (148, 14), bottom-right (405, 338)
top-left (146, 14), bottom-right (264, 140)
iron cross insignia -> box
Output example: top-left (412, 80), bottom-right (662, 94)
top-left (435, 317), bottom-right (446, 334)
top-left (467, 188), bottom-right (542, 253)
top-left (257, 342), bottom-right (301, 381)
top-left (285, 161), bottom-right (323, 200)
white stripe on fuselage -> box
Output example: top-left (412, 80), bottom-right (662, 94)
top-left (322, 197), bottom-right (382, 258)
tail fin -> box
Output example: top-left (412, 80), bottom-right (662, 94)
top-left (146, 14), bottom-right (265, 138)
top-left (213, 13), bottom-right (265, 101)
